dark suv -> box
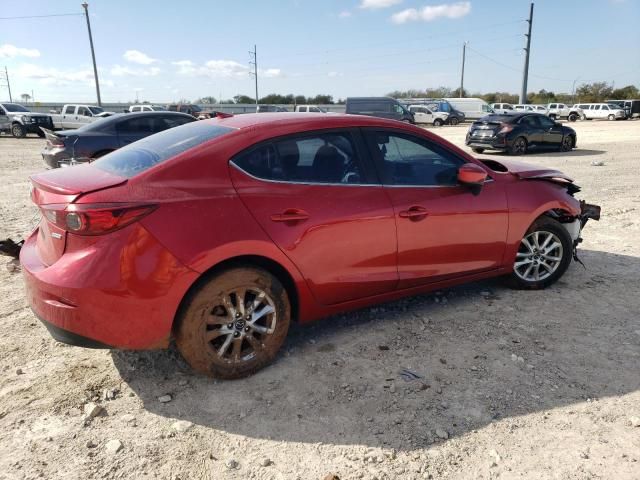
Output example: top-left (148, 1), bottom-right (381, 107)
top-left (346, 97), bottom-right (414, 123)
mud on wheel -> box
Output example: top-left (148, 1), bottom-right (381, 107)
top-left (506, 216), bottom-right (573, 290)
top-left (175, 266), bottom-right (291, 379)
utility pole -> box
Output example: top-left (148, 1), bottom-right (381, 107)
top-left (81, 3), bottom-right (102, 106)
top-left (249, 45), bottom-right (258, 112)
top-left (459, 41), bottom-right (468, 98)
top-left (519, 2), bottom-right (534, 104)
top-left (2, 67), bottom-right (12, 102)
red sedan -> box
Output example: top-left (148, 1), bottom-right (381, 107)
top-left (20, 113), bottom-right (600, 379)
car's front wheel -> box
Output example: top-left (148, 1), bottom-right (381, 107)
top-left (567, 113), bottom-right (578, 122)
top-left (434, 118), bottom-right (443, 126)
top-left (608, 114), bottom-right (615, 121)
top-left (471, 147), bottom-right (485, 154)
top-left (506, 217), bottom-right (572, 290)
top-left (175, 266), bottom-right (291, 379)
top-left (449, 117), bottom-right (459, 126)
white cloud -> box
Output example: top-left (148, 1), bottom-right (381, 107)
top-left (360, 0), bottom-right (402, 9)
top-left (0, 44), bottom-right (41, 59)
top-left (339, 10), bottom-right (352, 18)
top-left (391, 2), bottom-right (471, 23)
top-left (15, 64), bottom-right (93, 85)
top-left (260, 68), bottom-right (282, 78)
top-left (173, 59), bottom-right (283, 79)
top-left (110, 64), bottom-right (161, 76)
top-left (123, 50), bottom-right (158, 65)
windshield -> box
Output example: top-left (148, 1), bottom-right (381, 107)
top-left (88, 106), bottom-right (105, 114)
top-left (93, 122), bottom-right (234, 178)
top-left (3, 103), bottom-right (30, 113)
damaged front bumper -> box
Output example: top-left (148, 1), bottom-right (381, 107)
top-left (571, 201), bottom-right (601, 265)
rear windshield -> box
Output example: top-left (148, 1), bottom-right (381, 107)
top-left (474, 114), bottom-right (513, 123)
top-left (93, 122), bottom-right (234, 178)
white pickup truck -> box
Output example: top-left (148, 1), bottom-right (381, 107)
top-left (50, 104), bottom-right (115, 130)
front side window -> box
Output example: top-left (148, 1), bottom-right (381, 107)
top-left (482, 104), bottom-right (492, 112)
top-left (77, 107), bottom-right (90, 116)
top-left (64, 105), bottom-right (75, 115)
top-left (364, 130), bottom-right (463, 187)
top-left (594, 105), bottom-right (601, 110)
top-left (601, 105), bottom-right (609, 111)
top-left (538, 116), bottom-right (555, 128)
top-left (232, 131), bottom-right (365, 184)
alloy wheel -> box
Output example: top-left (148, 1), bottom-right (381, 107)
top-left (513, 138), bottom-right (527, 154)
top-left (514, 231), bottom-right (563, 282)
top-left (561, 136), bottom-right (573, 152)
top-left (205, 287), bottom-right (277, 363)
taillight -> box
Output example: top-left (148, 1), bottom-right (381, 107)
top-left (498, 123), bottom-right (514, 134)
top-left (39, 203), bottom-right (156, 236)
top-left (47, 137), bottom-right (65, 148)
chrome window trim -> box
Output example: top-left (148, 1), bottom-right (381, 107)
top-left (230, 161), bottom-right (493, 188)
top-left (229, 161), bottom-right (382, 187)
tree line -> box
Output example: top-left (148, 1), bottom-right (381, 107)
top-left (387, 82), bottom-right (639, 104)
top-left (194, 94), bottom-right (338, 105)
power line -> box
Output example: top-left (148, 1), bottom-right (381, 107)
top-left (0, 13), bottom-right (82, 20)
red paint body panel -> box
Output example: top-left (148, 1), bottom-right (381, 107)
top-left (20, 113), bottom-right (587, 349)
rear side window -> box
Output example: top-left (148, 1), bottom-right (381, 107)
top-left (116, 117), bottom-right (159, 134)
top-left (94, 122), bottom-right (233, 178)
top-left (64, 105), bottom-right (75, 114)
top-left (364, 130), bottom-right (463, 187)
top-left (232, 132), bottom-right (365, 184)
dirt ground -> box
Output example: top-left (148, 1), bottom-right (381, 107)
top-left (0, 120), bottom-right (639, 480)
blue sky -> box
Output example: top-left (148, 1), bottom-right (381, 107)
top-left (1, 0), bottom-right (638, 103)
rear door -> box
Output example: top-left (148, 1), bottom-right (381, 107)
top-left (518, 115), bottom-right (543, 147)
top-left (362, 128), bottom-right (508, 288)
top-left (116, 115), bottom-right (162, 146)
top-left (230, 129), bottom-right (398, 305)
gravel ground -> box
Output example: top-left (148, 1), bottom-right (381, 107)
top-left (0, 120), bottom-right (639, 480)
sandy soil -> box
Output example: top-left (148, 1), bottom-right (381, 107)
top-left (0, 120), bottom-right (639, 480)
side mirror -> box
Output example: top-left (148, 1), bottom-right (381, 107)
top-left (458, 163), bottom-right (488, 195)
top-left (458, 163), bottom-right (488, 185)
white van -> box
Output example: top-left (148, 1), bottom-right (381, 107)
top-left (445, 97), bottom-right (494, 120)
top-left (576, 103), bottom-right (626, 121)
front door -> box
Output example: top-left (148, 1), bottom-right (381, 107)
top-left (363, 128), bottom-right (508, 288)
top-left (230, 129), bottom-right (398, 305)
top-left (537, 114), bottom-right (563, 147)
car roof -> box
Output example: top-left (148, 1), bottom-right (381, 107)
top-left (205, 112), bottom-right (419, 131)
top-left (79, 111), bottom-right (194, 131)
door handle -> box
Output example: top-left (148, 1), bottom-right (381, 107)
top-left (399, 206), bottom-right (428, 219)
top-left (270, 209), bottom-right (310, 223)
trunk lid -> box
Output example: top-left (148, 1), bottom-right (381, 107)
top-left (30, 164), bottom-right (127, 266)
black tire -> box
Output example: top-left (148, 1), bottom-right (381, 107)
top-left (433, 119), bottom-right (443, 127)
top-left (567, 113), bottom-right (578, 122)
top-left (509, 136), bottom-right (527, 155)
top-left (471, 147), bottom-right (485, 154)
top-left (175, 266), bottom-right (291, 379)
top-left (549, 114), bottom-right (557, 120)
top-left (559, 135), bottom-right (574, 152)
top-left (11, 124), bottom-right (26, 138)
top-left (449, 117), bottom-right (460, 126)
top-left (505, 217), bottom-right (573, 290)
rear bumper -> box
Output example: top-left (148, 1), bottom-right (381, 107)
top-left (20, 223), bottom-right (200, 350)
top-left (466, 136), bottom-right (509, 150)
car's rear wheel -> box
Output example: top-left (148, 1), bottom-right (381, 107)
top-left (506, 217), bottom-right (572, 290)
top-left (560, 135), bottom-right (574, 152)
top-left (433, 118), bottom-right (443, 126)
top-left (509, 136), bottom-right (527, 155)
top-left (449, 117), bottom-right (459, 126)
top-left (175, 266), bottom-right (291, 379)
top-left (471, 147), bottom-right (485, 154)
top-left (11, 124), bottom-right (26, 138)
top-left (608, 114), bottom-right (615, 121)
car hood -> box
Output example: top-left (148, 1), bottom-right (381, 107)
top-left (482, 158), bottom-right (573, 182)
